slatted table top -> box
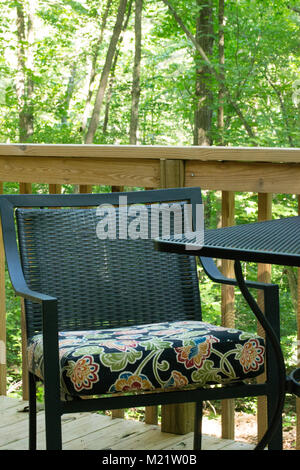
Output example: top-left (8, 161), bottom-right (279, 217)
top-left (155, 216), bottom-right (300, 267)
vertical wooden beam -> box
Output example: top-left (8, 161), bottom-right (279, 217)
top-left (79, 185), bottom-right (93, 194)
top-left (111, 186), bottom-right (124, 192)
top-left (161, 403), bottom-right (195, 434)
top-left (160, 159), bottom-right (185, 189)
top-left (145, 406), bottom-right (158, 425)
top-left (160, 159), bottom-right (192, 435)
top-left (0, 182), bottom-right (6, 396)
top-left (257, 193), bottom-right (272, 442)
top-left (111, 409), bottom-right (125, 419)
top-left (49, 184), bottom-right (62, 209)
top-left (19, 182), bottom-right (32, 400)
top-left (49, 184), bottom-right (62, 194)
top-left (19, 183), bottom-right (32, 194)
top-left (221, 190), bottom-right (235, 439)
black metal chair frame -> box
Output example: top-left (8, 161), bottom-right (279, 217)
top-left (0, 187), bottom-right (283, 450)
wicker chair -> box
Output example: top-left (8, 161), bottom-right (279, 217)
top-left (0, 188), bottom-right (282, 450)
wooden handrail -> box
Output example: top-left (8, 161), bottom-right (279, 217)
top-left (1, 143), bottom-right (300, 162)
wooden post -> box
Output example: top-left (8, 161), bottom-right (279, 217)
top-left (49, 184), bottom-right (62, 194)
top-left (257, 193), bottom-right (272, 442)
top-left (112, 186), bottom-right (124, 192)
top-left (161, 402), bottom-right (195, 434)
top-left (160, 159), bottom-right (184, 189)
top-left (19, 183), bottom-right (32, 194)
top-left (160, 159), bottom-right (192, 434)
top-left (79, 185), bottom-right (93, 193)
top-left (111, 409), bottom-right (125, 419)
top-left (221, 190), bottom-right (235, 439)
top-left (0, 182), bottom-right (6, 396)
top-left (145, 406), bottom-right (158, 425)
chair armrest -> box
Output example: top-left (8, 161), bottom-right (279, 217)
top-left (14, 285), bottom-right (57, 304)
top-left (6, 259), bottom-right (56, 304)
top-left (8, 257), bottom-right (61, 402)
top-left (0, 199), bottom-right (56, 304)
top-left (199, 256), bottom-right (277, 291)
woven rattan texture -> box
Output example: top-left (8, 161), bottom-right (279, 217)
top-left (16, 206), bottom-right (201, 337)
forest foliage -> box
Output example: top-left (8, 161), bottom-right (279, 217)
top-left (1, 0), bottom-right (299, 147)
top-left (1, 0), bottom-right (300, 430)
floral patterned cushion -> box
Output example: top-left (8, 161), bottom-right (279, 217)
top-left (27, 321), bottom-right (265, 400)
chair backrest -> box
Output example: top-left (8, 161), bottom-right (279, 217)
top-left (4, 188), bottom-right (202, 337)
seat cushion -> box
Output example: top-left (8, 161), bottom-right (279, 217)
top-left (27, 320), bottom-right (265, 399)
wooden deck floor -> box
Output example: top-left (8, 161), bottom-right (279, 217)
top-left (0, 396), bottom-right (254, 451)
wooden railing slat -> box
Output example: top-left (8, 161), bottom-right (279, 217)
top-left (160, 158), bottom-right (194, 435)
top-left (221, 190), bottom-right (235, 440)
top-left (257, 193), bottom-right (272, 442)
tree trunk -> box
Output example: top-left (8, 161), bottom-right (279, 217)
top-left (162, 0), bottom-right (256, 141)
top-left (284, 267), bottom-right (298, 312)
top-left (193, 0), bottom-right (214, 146)
top-left (81, 0), bottom-right (113, 132)
top-left (102, 79), bottom-right (113, 135)
top-left (85, 0), bottom-right (128, 144)
top-left (218, 0), bottom-right (225, 145)
top-left (103, 0), bottom-right (133, 134)
top-left (129, 0), bottom-right (142, 144)
top-left (61, 62), bottom-right (77, 125)
top-left (265, 71), bottom-right (296, 148)
top-left (16, 0), bottom-right (35, 142)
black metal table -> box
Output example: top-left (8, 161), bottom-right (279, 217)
top-left (155, 215), bottom-right (300, 449)
top-left (155, 215), bottom-right (300, 267)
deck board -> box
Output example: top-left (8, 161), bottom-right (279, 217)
top-left (0, 396), bottom-right (254, 451)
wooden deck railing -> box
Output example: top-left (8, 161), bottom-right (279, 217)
top-left (0, 143), bottom-right (299, 448)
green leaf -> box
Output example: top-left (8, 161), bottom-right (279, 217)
top-left (139, 338), bottom-right (172, 351)
top-left (100, 350), bottom-right (143, 371)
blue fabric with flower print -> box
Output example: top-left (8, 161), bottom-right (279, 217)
top-left (27, 320), bottom-right (265, 400)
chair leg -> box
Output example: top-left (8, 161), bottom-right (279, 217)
top-left (43, 373), bottom-right (62, 449)
top-left (193, 401), bottom-right (203, 450)
top-left (265, 388), bottom-right (283, 450)
top-left (44, 403), bottom-right (62, 450)
top-left (29, 372), bottom-right (37, 450)
top-left (264, 286), bottom-right (283, 450)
